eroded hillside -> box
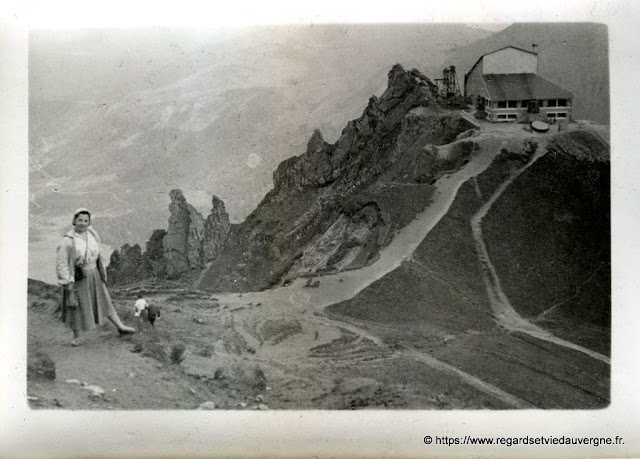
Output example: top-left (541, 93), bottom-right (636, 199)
top-left (326, 129), bottom-right (610, 408)
top-left (109, 65), bottom-right (477, 291)
top-left (197, 65), bottom-right (476, 291)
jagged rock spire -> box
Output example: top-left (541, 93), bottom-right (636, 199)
top-left (203, 195), bottom-right (231, 263)
top-left (164, 189), bottom-right (193, 279)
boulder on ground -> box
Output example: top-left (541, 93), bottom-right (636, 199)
top-left (198, 401), bottom-right (216, 410)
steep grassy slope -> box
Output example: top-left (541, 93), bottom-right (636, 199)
top-left (482, 130), bottom-right (610, 354)
top-left (327, 129), bottom-right (610, 408)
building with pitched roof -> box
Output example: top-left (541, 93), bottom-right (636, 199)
top-left (464, 46), bottom-right (574, 123)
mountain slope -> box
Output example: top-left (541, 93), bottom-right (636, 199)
top-left (28, 24), bottom-right (493, 284)
top-left (27, 111), bottom-right (610, 411)
top-left (194, 65), bottom-right (476, 291)
top-left (327, 129), bottom-right (610, 408)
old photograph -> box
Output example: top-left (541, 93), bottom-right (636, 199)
top-left (25, 22), bottom-right (612, 413)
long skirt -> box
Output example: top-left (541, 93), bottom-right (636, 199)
top-left (61, 265), bottom-right (116, 331)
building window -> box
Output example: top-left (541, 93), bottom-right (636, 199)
top-left (507, 100), bottom-right (518, 108)
top-left (497, 114), bottom-right (507, 120)
top-left (497, 101), bottom-right (507, 108)
top-left (557, 99), bottom-right (567, 107)
top-left (507, 114), bottom-right (517, 120)
top-left (521, 100), bottom-right (529, 108)
top-left (547, 113), bottom-right (557, 119)
top-left (547, 99), bottom-right (558, 107)
top-left (556, 112), bottom-right (567, 118)
top-left (487, 100), bottom-right (492, 108)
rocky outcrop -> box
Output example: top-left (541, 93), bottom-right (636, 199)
top-left (145, 229), bottom-right (167, 278)
top-left (197, 64), bottom-right (478, 292)
top-left (203, 196), bottom-right (231, 262)
top-left (107, 244), bottom-right (145, 284)
top-left (271, 65), bottom-right (475, 200)
top-left (164, 189), bottom-right (192, 279)
top-left (272, 129), bottom-right (335, 190)
top-left (107, 230), bottom-right (167, 284)
top-left (187, 205), bottom-right (205, 269)
top-left (272, 65), bottom-right (443, 195)
top-left (283, 202), bottom-right (387, 280)
top-left (109, 64), bottom-right (477, 289)
top-left (108, 189), bottom-right (231, 284)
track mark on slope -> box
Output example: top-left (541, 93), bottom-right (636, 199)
top-left (473, 176), bottom-right (483, 199)
top-left (401, 347), bottom-right (534, 408)
top-left (470, 141), bottom-right (610, 365)
top-left (316, 317), bottom-right (384, 347)
top-left (109, 192), bottom-right (129, 206)
top-left (315, 317), bottom-right (531, 407)
top-left (533, 262), bottom-right (603, 323)
top-left (408, 258), bottom-right (492, 318)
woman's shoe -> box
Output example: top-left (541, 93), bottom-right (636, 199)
top-left (118, 326), bottom-right (136, 335)
top-left (71, 338), bottom-right (80, 347)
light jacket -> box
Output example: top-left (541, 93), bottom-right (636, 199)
top-left (56, 227), bottom-right (107, 285)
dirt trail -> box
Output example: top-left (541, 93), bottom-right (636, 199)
top-left (400, 348), bottom-right (534, 409)
top-left (469, 140), bottom-right (610, 365)
top-left (199, 134), bottom-right (546, 407)
top-left (27, 312), bottom-right (219, 410)
top-left (213, 134), bottom-right (504, 312)
top-left (308, 315), bottom-right (531, 408)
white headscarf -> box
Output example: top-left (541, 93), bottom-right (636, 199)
top-left (72, 207), bottom-right (91, 225)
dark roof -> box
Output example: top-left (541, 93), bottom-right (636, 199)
top-left (483, 73), bottom-right (574, 101)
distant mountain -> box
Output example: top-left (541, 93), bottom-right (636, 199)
top-left (442, 22), bottom-right (609, 124)
top-left (29, 24), bottom-right (493, 283)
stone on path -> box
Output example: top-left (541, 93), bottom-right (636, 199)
top-left (83, 385), bottom-right (105, 396)
top-left (198, 401), bottom-right (216, 410)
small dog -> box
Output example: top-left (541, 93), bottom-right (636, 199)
top-left (147, 303), bottom-right (161, 327)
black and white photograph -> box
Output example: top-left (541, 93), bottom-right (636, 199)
top-left (27, 21), bottom-right (611, 410)
top-left (2, 1), bottom-right (640, 457)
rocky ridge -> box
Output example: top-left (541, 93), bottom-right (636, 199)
top-left (108, 64), bottom-right (477, 289)
top-left (107, 192), bottom-right (231, 282)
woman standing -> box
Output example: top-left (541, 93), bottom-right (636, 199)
top-left (56, 208), bottom-right (135, 346)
